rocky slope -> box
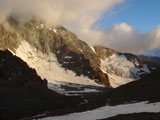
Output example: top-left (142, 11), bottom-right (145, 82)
top-left (0, 17), bottom-right (159, 88)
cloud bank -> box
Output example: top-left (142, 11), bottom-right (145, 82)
top-left (0, 0), bottom-right (160, 54)
top-left (0, 0), bottom-right (123, 25)
top-left (99, 23), bottom-right (160, 54)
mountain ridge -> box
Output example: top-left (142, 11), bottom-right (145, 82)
top-left (0, 17), bottom-right (159, 87)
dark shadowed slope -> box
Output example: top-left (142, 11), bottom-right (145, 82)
top-left (100, 112), bottom-right (160, 120)
top-left (0, 50), bottom-right (84, 120)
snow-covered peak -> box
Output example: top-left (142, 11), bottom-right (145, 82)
top-left (101, 54), bottom-right (150, 88)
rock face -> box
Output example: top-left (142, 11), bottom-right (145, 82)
top-left (0, 17), bottom-right (159, 87)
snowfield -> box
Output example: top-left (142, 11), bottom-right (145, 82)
top-left (14, 41), bottom-right (103, 94)
top-left (101, 54), bottom-right (150, 88)
top-left (38, 101), bottom-right (160, 120)
top-left (90, 46), bottom-right (96, 54)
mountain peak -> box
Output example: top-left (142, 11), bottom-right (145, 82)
top-left (0, 17), bottom-right (159, 88)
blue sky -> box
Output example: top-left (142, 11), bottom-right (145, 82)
top-left (98, 0), bottom-right (160, 33)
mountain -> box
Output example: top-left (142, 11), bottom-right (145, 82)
top-left (0, 17), bottom-right (159, 89)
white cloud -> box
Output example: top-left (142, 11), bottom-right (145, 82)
top-left (0, 0), bottom-right (124, 48)
top-left (0, 0), bottom-right (160, 54)
top-left (96, 23), bottom-right (160, 54)
top-left (0, 0), bottom-right (124, 25)
top-left (113, 23), bottom-right (132, 32)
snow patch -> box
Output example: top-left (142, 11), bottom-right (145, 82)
top-left (64, 56), bottom-right (72, 59)
top-left (90, 46), bottom-right (96, 53)
top-left (107, 73), bottom-right (133, 88)
top-left (56, 50), bottom-right (60, 54)
top-left (41, 24), bottom-right (44, 28)
top-left (39, 101), bottom-right (160, 120)
top-left (53, 29), bottom-right (57, 33)
top-left (78, 48), bottom-right (83, 52)
top-left (36, 26), bottom-right (39, 29)
top-left (48, 82), bottom-right (102, 95)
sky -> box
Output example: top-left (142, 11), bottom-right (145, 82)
top-left (0, 0), bottom-right (160, 56)
top-left (97, 0), bottom-right (160, 56)
top-left (99, 0), bottom-right (160, 33)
